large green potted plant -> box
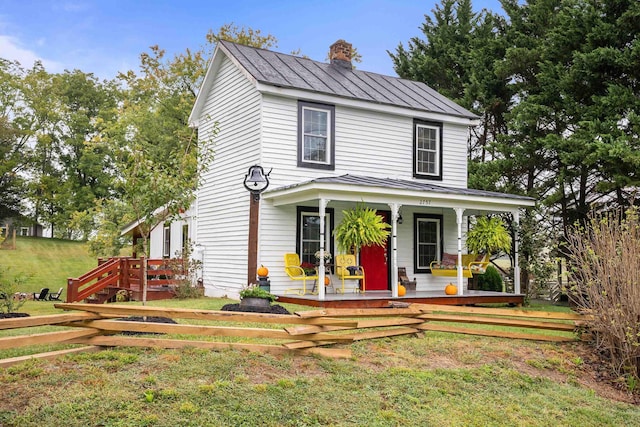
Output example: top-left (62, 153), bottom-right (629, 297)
top-left (465, 216), bottom-right (511, 290)
top-left (239, 284), bottom-right (276, 310)
top-left (333, 203), bottom-right (390, 257)
top-left (465, 216), bottom-right (512, 257)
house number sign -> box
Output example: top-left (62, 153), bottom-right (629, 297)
top-left (419, 199), bottom-right (432, 206)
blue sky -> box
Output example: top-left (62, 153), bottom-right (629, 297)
top-left (0, 0), bottom-right (503, 80)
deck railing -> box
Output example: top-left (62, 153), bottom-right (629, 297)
top-left (67, 257), bottom-right (183, 303)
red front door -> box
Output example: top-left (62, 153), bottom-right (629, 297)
top-left (359, 211), bottom-right (390, 291)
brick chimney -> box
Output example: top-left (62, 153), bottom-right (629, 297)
top-left (329, 39), bottom-right (353, 70)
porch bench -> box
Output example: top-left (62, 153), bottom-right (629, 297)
top-left (430, 253), bottom-right (488, 278)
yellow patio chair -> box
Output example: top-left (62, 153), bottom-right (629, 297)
top-left (283, 253), bottom-right (318, 295)
top-left (335, 254), bottom-right (365, 293)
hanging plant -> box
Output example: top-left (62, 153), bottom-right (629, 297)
top-left (465, 216), bottom-right (511, 257)
top-left (333, 203), bottom-right (390, 256)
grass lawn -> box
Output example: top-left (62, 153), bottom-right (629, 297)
top-left (0, 298), bottom-right (639, 426)
top-left (0, 237), bottom-right (97, 295)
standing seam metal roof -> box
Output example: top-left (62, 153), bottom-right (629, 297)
top-left (219, 40), bottom-right (478, 120)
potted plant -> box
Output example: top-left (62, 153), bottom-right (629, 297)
top-left (465, 216), bottom-right (511, 290)
top-left (465, 216), bottom-right (511, 257)
top-left (333, 203), bottom-right (390, 257)
top-left (239, 284), bottom-right (277, 309)
top-left (314, 250), bottom-right (332, 264)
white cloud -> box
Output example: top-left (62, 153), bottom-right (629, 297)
top-left (0, 34), bottom-right (63, 71)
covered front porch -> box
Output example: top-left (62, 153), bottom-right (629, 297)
top-left (263, 175), bottom-right (536, 302)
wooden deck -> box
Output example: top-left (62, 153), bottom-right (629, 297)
top-left (275, 290), bottom-right (524, 308)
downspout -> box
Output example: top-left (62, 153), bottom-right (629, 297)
top-left (455, 208), bottom-right (464, 296)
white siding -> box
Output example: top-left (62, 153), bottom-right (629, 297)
top-left (148, 211), bottom-right (193, 260)
top-left (261, 95), bottom-right (469, 189)
top-left (193, 55), bottom-right (262, 298)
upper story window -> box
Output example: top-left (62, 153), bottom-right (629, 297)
top-left (298, 101), bottom-right (335, 170)
top-left (414, 120), bottom-right (443, 180)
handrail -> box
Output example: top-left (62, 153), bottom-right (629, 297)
top-left (67, 258), bottom-right (121, 303)
top-left (67, 257), bottom-right (184, 303)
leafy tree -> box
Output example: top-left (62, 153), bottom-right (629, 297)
top-left (19, 62), bottom-right (65, 235)
top-left (206, 23), bottom-right (278, 50)
top-left (0, 59), bottom-right (30, 221)
top-left (103, 43), bottom-right (215, 304)
top-left (500, 0), bottom-right (640, 230)
top-left (53, 70), bottom-right (119, 239)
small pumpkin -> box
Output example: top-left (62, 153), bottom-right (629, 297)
top-left (257, 265), bottom-right (269, 277)
top-left (398, 284), bottom-right (406, 297)
top-left (445, 283), bottom-right (457, 295)
top-left (324, 276), bottom-right (331, 286)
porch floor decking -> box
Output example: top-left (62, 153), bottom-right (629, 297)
top-left (275, 290), bottom-right (524, 308)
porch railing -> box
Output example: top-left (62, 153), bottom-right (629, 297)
top-left (66, 257), bottom-right (183, 303)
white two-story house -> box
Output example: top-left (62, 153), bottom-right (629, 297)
top-left (187, 39), bottom-right (534, 302)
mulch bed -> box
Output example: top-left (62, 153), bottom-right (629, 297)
top-left (0, 313), bottom-right (30, 319)
top-left (221, 303), bottom-right (291, 315)
top-left (116, 316), bottom-right (178, 335)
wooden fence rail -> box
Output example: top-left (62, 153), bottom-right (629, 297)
top-left (0, 303), bottom-right (587, 367)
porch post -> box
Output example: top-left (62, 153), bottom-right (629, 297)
top-left (318, 198), bottom-right (329, 301)
top-left (513, 210), bottom-right (521, 294)
top-left (389, 203), bottom-right (401, 298)
top-left (455, 208), bottom-right (464, 296)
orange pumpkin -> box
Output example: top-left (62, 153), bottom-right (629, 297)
top-left (257, 265), bottom-right (269, 277)
top-left (324, 276), bottom-right (331, 286)
top-left (398, 284), bottom-right (406, 297)
top-left (445, 283), bottom-right (457, 295)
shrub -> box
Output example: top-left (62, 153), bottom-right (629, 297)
top-left (0, 268), bottom-right (27, 314)
top-left (168, 242), bottom-right (204, 300)
top-left (477, 265), bottom-right (502, 292)
top-left (566, 207), bottom-right (640, 389)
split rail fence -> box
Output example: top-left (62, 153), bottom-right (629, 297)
top-left (0, 303), bottom-right (589, 367)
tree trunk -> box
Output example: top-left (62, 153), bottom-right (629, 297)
top-left (141, 236), bottom-right (148, 306)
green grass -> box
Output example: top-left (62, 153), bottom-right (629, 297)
top-left (0, 236), bottom-right (96, 294)
top-left (0, 328), bottom-right (638, 426)
top-left (0, 299), bottom-right (639, 425)
top-left (0, 248), bottom-right (637, 426)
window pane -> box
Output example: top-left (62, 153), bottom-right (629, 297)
top-left (300, 213), bottom-right (331, 265)
top-left (416, 219), bottom-right (440, 269)
top-left (304, 136), bottom-right (327, 162)
top-left (303, 107), bottom-right (329, 163)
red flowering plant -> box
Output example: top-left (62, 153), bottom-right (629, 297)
top-left (300, 262), bottom-right (316, 276)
